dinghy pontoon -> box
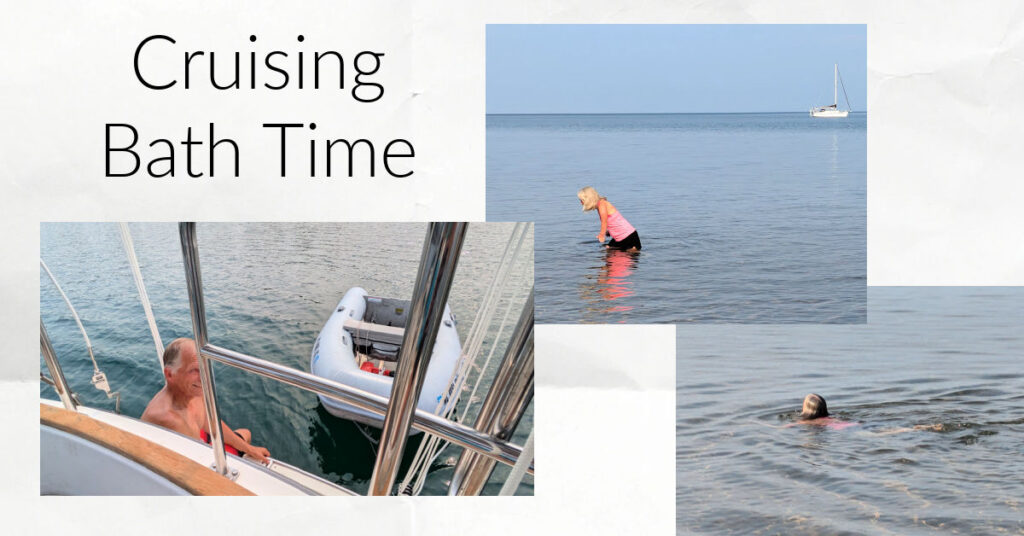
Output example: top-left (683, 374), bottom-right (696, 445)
top-left (311, 287), bottom-right (461, 429)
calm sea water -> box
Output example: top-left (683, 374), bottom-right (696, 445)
top-left (487, 113), bottom-right (866, 324)
top-left (677, 287), bottom-right (1024, 534)
top-left (40, 222), bottom-right (534, 496)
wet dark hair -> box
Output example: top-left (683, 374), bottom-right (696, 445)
top-left (801, 393), bottom-right (829, 419)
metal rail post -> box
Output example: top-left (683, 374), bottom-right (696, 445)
top-left (179, 222), bottom-right (230, 476)
top-left (40, 320), bottom-right (76, 411)
top-left (448, 289), bottom-right (534, 496)
top-left (368, 222), bottom-right (467, 496)
top-left (200, 342), bottom-right (532, 472)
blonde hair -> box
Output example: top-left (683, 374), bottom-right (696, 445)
top-left (577, 186), bottom-right (605, 212)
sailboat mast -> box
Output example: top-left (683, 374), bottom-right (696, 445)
top-left (833, 63), bottom-right (838, 106)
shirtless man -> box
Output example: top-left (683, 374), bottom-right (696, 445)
top-left (142, 338), bottom-right (271, 463)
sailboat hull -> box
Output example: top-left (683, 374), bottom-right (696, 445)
top-left (810, 109), bottom-right (849, 118)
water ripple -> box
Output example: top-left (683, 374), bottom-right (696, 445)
top-left (677, 288), bottom-right (1024, 532)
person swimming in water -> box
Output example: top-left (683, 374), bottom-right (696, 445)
top-left (787, 393), bottom-right (941, 433)
top-left (801, 393), bottom-right (830, 420)
top-left (577, 186), bottom-right (642, 251)
top-left (795, 393), bottom-right (857, 430)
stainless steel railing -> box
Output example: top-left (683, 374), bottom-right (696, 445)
top-left (200, 342), bottom-right (532, 469)
top-left (41, 320), bottom-right (76, 411)
top-left (369, 222), bottom-right (467, 495)
top-left (178, 222), bottom-right (232, 475)
top-left (39, 222), bottom-right (534, 495)
top-left (448, 289), bottom-right (535, 495)
top-left (177, 222), bottom-right (534, 494)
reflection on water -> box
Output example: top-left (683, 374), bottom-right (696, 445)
top-left (578, 249), bottom-right (640, 321)
top-left (830, 132), bottom-right (839, 175)
top-left (489, 112), bottom-right (866, 323)
top-left (677, 288), bottom-right (1024, 534)
top-left (306, 404), bottom-right (428, 488)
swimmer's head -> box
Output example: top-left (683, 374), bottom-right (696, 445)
top-left (801, 393), bottom-right (829, 420)
top-left (577, 186), bottom-right (605, 211)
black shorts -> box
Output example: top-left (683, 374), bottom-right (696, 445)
top-left (608, 230), bottom-right (642, 250)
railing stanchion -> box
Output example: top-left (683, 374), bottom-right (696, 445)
top-left (368, 222), bottom-right (467, 496)
top-left (41, 320), bottom-right (76, 411)
top-left (179, 222), bottom-right (229, 476)
top-left (448, 289), bottom-right (534, 496)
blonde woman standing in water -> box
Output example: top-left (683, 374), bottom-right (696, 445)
top-left (577, 186), bottom-right (642, 251)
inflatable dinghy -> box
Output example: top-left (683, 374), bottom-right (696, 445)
top-left (310, 287), bottom-right (461, 430)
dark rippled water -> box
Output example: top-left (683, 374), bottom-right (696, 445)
top-left (40, 222), bottom-right (533, 495)
top-left (677, 288), bottom-right (1024, 534)
top-left (487, 113), bottom-right (865, 324)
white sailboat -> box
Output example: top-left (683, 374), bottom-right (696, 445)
top-left (810, 64), bottom-right (851, 118)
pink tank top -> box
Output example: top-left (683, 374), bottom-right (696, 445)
top-left (604, 203), bottom-right (636, 241)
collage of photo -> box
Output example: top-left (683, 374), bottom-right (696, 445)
top-left (30, 19), bottom-right (1022, 536)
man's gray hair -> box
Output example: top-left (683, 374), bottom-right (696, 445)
top-left (162, 338), bottom-right (194, 370)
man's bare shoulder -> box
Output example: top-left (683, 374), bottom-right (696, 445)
top-left (141, 389), bottom-right (178, 429)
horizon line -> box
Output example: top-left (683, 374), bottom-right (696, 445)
top-left (487, 111), bottom-right (866, 116)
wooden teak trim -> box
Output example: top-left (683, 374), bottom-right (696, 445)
top-left (41, 403), bottom-right (254, 496)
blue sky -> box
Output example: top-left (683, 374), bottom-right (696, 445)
top-left (487, 25), bottom-right (866, 114)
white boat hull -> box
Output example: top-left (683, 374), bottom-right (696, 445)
top-left (40, 399), bottom-right (353, 495)
top-left (310, 287), bottom-right (461, 430)
top-left (810, 109), bottom-right (849, 118)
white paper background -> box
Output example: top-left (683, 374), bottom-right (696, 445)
top-left (4, 0), bottom-right (1024, 533)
